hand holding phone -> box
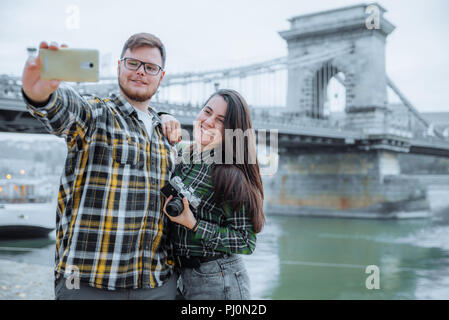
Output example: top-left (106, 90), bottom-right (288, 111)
top-left (22, 41), bottom-right (99, 105)
top-left (22, 41), bottom-right (66, 104)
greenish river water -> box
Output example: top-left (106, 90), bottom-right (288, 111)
top-left (243, 214), bottom-right (449, 299)
top-left (1, 212), bottom-right (449, 299)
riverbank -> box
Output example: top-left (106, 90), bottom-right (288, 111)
top-left (1, 212), bottom-right (449, 299)
top-left (0, 259), bottom-right (53, 300)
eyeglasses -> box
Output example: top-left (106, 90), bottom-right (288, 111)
top-left (120, 58), bottom-right (163, 76)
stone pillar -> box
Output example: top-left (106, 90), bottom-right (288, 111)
top-left (263, 148), bottom-right (430, 218)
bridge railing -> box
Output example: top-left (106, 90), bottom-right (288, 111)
top-left (0, 79), bottom-right (374, 134)
top-left (1, 75), bottom-right (448, 142)
top-left (151, 99), bottom-right (349, 132)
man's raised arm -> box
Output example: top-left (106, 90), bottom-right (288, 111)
top-left (21, 41), bottom-right (95, 142)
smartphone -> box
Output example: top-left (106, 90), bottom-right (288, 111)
top-left (40, 48), bottom-right (99, 82)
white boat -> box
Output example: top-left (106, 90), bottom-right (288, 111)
top-left (0, 201), bottom-right (56, 239)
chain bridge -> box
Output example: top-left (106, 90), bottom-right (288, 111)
top-left (1, 3), bottom-right (448, 218)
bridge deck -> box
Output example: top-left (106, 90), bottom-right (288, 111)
top-left (1, 94), bottom-right (449, 156)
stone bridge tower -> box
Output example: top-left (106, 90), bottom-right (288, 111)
top-left (262, 3), bottom-right (431, 218)
top-left (279, 3), bottom-right (395, 134)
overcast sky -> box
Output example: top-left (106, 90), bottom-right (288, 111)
top-left (1, 0), bottom-right (448, 112)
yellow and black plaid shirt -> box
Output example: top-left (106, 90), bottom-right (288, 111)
top-left (24, 84), bottom-right (174, 290)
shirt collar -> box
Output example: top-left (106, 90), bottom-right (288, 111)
top-left (109, 92), bottom-right (162, 126)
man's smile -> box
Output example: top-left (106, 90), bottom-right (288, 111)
top-left (130, 79), bottom-right (148, 86)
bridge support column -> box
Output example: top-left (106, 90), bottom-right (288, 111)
top-left (263, 148), bottom-right (431, 218)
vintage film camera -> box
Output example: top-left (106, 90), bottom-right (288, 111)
top-left (161, 176), bottom-right (201, 217)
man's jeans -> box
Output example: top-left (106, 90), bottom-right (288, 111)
top-left (54, 272), bottom-right (177, 300)
top-left (179, 254), bottom-right (251, 300)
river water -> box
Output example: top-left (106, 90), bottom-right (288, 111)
top-left (244, 213), bottom-right (449, 299)
top-left (1, 188), bottom-right (449, 299)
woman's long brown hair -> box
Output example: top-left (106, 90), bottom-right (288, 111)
top-left (204, 89), bottom-right (265, 233)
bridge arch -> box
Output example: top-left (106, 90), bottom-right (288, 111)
top-left (280, 3), bottom-right (395, 132)
top-left (309, 61), bottom-right (347, 119)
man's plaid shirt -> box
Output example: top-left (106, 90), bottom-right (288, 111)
top-left (24, 84), bottom-right (174, 290)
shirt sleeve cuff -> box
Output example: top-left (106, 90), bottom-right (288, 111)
top-left (192, 219), bottom-right (215, 242)
top-left (22, 88), bottom-right (59, 117)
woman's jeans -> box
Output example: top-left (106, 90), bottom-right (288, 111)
top-left (179, 254), bottom-right (251, 300)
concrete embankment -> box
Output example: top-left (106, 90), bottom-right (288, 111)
top-left (0, 259), bottom-right (53, 300)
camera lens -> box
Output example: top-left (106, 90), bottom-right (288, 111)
top-left (166, 198), bottom-right (184, 217)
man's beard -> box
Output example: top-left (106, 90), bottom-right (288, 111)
top-left (118, 76), bottom-right (156, 103)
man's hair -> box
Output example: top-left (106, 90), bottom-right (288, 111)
top-left (120, 33), bottom-right (166, 68)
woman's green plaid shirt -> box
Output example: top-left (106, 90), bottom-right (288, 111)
top-left (169, 143), bottom-right (256, 258)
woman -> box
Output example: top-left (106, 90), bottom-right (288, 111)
top-left (162, 89), bottom-right (265, 300)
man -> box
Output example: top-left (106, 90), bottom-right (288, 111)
top-left (22, 33), bottom-right (181, 299)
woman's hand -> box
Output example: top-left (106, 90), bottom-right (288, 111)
top-left (163, 195), bottom-right (197, 231)
top-left (160, 114), bottom-right (182, 144)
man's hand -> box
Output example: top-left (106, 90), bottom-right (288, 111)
top-left (22, 41), bottom-right (68, 104)
top-left (161, 114), bottom-right (182, 144)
